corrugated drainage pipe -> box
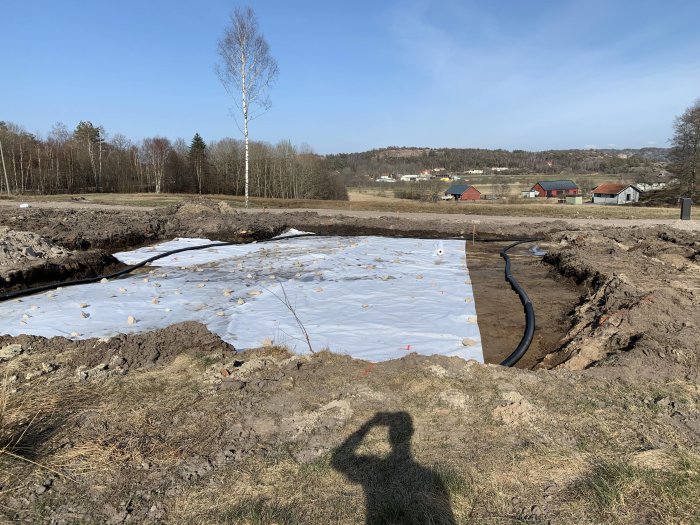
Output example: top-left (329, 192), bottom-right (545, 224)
top-left (498, 240), bottom-right (538, 367)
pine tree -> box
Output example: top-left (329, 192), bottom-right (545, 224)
top-left (189, 132), bottom-right (207, 194)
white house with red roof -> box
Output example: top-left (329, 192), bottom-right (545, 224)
top-left (591, 183), bottom-right (642, 204)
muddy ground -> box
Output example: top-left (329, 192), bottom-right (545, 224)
top-left (0, 199), bottom-right (698, 524)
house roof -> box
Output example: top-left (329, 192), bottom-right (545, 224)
top-left (592, 183), bottom-right (639, 195)
top-left (445, 184), bottom-right (478, 195)
top-left (535, 180), bottom-right (578, 191)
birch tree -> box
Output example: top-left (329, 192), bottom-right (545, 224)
top-left (0, 124), bottom-right (9, 195)
top-left (142, 137), bottom-right (171, 193)
top-left (216, 6), bottom-right (278, 207)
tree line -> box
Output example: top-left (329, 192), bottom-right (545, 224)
top-left (0, 120), bottom-right (348, 200)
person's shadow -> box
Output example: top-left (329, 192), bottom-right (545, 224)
top-left (331, 411), bottom-right (456, 525)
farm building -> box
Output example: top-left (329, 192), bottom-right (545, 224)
top-left (531, 180), bottom-right (579, 198)
top-left (444, 184), bottom-right (481, 201)
top-left (591, 183), bottom-right (641, 204)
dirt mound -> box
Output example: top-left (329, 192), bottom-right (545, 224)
top-left (73, 321), bottom-right (236, 370)
top-left (540, 226), bottom-right (700, 379)
top-left (0, 321), bottom-right (235, 372)
top-left (165, 198), bottom-right (239, 217)
top-left (0, 228), bottom-right (123, 294)
top-left (0, 206), bottom-right (163, 250)
top-left (160, 199), bottom-right (290, 241)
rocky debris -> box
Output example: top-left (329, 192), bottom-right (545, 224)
top-left (76, 355), bottom-right (127, 382)
top-left (25, 362), bottom-right (59, 381)
top-left (0, 343), bottom-right (23, 361)
top-left (0, 227), bottom-right (70, 271)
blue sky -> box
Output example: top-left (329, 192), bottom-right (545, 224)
top-left (2, 0), bottom-right (699, 153)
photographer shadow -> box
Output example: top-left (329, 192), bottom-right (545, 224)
top-left (331, 411), bottom-right (456, 525)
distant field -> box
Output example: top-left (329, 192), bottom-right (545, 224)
top-left (1, 192), bottom-right (683, 220)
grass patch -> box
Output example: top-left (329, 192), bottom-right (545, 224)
top-left (434, 463), bottom-right (470, 497)
top-left (218, 497), bottom-right (304, 525)
top-left (578, 461), bottom-right (636, 510)
top-left (572, 455), bottom-right (700, 523)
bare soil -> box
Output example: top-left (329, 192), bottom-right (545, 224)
top-left (467, 242), bottom-right (582, 367)
top-left (1, 198), bottom-right (698, 524)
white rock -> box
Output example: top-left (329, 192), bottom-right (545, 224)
top-left (0, 344), bottom-right (23, 361)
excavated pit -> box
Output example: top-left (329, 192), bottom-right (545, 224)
top-left (2, 200), bottom-right (697, 374)
top-left (1, 232), bottom-right (582, 368)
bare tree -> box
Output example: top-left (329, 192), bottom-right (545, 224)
top-left (216, 6), bottom-right (278, 207)
top-left (670, 99), bottom-right (700, 194)
top-left (142, 137), bottom-right (171, 193)
top-left (74, 121), bottom-right (104, 191)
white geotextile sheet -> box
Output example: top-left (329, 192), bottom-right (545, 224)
top-left (0, 235), bottom-right (483, 362)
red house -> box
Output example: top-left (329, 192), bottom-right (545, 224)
top-left (444, 184), bottom-right (481, 201)
top-left (531, 180), bottom-right (579, 198)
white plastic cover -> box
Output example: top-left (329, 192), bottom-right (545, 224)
top-left (0, 235), bottom-right (483, 362)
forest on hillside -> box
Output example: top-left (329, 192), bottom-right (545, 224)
top-left (328, 146), bottom-right (669, 183)
top-left (0, 121), bottom-right (348, 200)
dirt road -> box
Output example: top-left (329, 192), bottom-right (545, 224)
top-left (1, 197), bottom-right (697, 230)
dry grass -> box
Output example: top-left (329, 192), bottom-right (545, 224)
top-left (0, 364), bottom-right (98, 486)
top-left (1, 339), bottom-right (698, 523)
top-left (569, 453), bottom-right (700, 524)
top-left (162, 362), bottom-right (699, 524)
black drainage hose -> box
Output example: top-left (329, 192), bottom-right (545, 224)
top-left (498, 240), bottom-right (541, 367)
top-left (0, 233), bottom-right (317, 302)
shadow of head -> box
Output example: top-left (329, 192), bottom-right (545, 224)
top-left (331, 411), bottom-right (457, 525)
